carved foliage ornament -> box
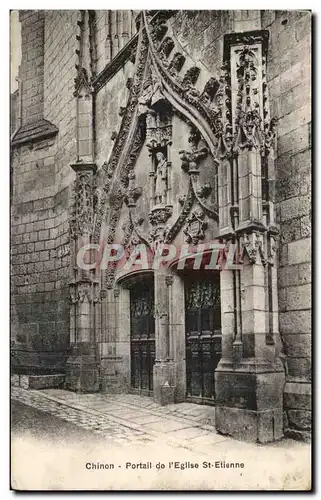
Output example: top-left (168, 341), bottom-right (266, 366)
top-left (239, 231), bottom-right (266, 265)
top-left (218, 33), bottom-right (277, 160)
top-left (69, 280), bottom-right (100, 304)
top-left (179, 125), bottom-right (209, 175)
top-left (70, 168), bottom-right (95, 237)
top-left (149, 206), bottom-right (172, 225)
top-left (186, 279), bottom-right (220, 309)
top-left (74, 67), bottom-right (92, 97)
top-left (92, 28), bottom-right (149, 243)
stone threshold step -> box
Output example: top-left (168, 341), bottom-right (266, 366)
top-left (11, 373), bottom-right (65, 390)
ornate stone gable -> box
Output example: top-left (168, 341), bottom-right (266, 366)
top-left (92, 20), bottom-right (278, 292)
top-left (91, 11), bottom-right (228, 266)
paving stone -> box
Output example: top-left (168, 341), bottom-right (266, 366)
top-left (167, 426), bottom-right (211, 440)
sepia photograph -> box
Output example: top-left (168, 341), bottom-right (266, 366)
top-left (10, 8), bottom-right (312, 491)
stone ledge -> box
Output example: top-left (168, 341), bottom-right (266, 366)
top-left (11, 373), bottom-right (65, 390)
top-left (11, 119), bottom-right (58, 147)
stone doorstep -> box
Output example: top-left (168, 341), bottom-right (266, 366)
top-left (11, 374), bottom-right (65, 390)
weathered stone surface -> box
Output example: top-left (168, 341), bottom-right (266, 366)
top-left (287, 358), bottom-right (311, 381)
top-left (286, 284), bottom-right (311, 310)
top-left (284, 381), bottom-right (311, 410)
top-left (10, 10), bottom-right (312, 444)
top-left (288, 238), bottom-right (311, 265)
top-left (279, 310), bottom-right (311, 334)
top-left (288, 409), bottom-right (312, 431)
top-left (281, 333), bottom-right (311, 358)
top-left (12, 373), bottom-right (65, 389)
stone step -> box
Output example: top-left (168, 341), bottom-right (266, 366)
top-left (11, 373), bottom-right (65, 390)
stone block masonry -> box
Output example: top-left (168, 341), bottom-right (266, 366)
top-left (11, 9), bottom-right (78, 374)
top-left (263, 10), bottom-right (312, 440)
top-left (11, 144), bottom-right (71, 373)
top-left (19, 10), bottom-right (45, 124)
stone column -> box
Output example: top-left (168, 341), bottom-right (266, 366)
top-left (215, 31), bottom-right (284, 443)
top-left (171, 272), bottom-right (186, 402)
top-left (65, 163), bottom-right (100, 392)
top-left (65, 11), bottom-right (100, 392)
top-left (153, 267), bottom-right (176, 405)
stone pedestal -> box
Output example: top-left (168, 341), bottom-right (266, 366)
top-left (215, 360), bottom-right (285, 442)
top-left (153, 360), bottom-right (176, 405)
top-left (215, 260), bottom-right (285, 443)
top-left (65, 343), bottom-right (100, 392)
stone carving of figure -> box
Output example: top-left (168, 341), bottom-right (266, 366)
top-left (154, 152), bottom-right (167, 205)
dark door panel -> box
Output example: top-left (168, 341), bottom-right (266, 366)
top-left (130, 279), bottom-right (155, 393)
top-left (185, 273), bottom-right (222, 403)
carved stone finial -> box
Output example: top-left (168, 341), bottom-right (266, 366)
top-left (74, 67), bottom-right (92, 97)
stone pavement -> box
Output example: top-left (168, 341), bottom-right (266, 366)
top-left (11, 386), bottom-right (311, 490)
top-left (11, 386), bottom-right (225, 450)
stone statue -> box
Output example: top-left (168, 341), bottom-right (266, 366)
top-left (154, 152), bottom-right (167, 205)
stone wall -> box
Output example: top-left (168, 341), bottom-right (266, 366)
top-left (11, 140), bottom-right (70, 373)
top-left (171, 10), bottom-right (232, 76)
top-left (263, 10), bottom-right (311, 439)
top-left (19, 10), bottom-right (44, 124)
top-left (10, 90), bottom-right (19, 135)
top-left (11, 10), bottom-right (77, 373)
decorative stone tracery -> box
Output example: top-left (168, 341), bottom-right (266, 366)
top-left (66, 11), bottom-right (284, 443)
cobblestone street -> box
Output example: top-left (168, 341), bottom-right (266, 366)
top-left (11, 386), bottom-right (311, 490)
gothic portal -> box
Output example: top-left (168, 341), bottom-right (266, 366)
top-left (11, 10), bottom-right (312, 444)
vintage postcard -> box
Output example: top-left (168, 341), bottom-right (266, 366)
top-left (10, 9), bottom-right (312, 490)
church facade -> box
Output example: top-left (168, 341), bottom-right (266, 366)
top-left (11, 10), bottom-right (312, 443)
